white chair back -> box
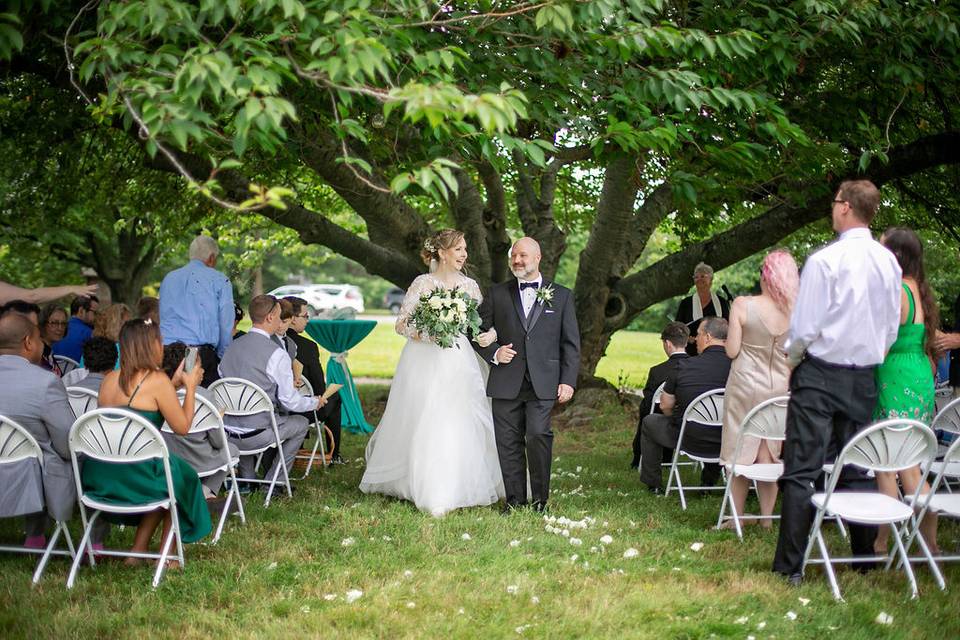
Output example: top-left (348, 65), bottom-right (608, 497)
top-left (0, 415), bottom-right (42, 466)
top-left (298, 377), bottom-right (315, 398)
top-left (54, 355), bottom-right (79, 375)
top-left (162, 390), bottom-right (222, 436)
top-left (209, 378), bottom-right (274, 417)
top-left (66, 386), bottom-right (99, 419)
top-left (69, 408), bottom-right (169, 464)
top-left (682, 388), bottom-right (725, 428)
top-left (649, 382), bottom-right (665, 416)
top-left (932, 396), bottom-right (960, 435)
top-left (739, 395), bottom-right (789, 442)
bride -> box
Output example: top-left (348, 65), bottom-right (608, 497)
top-left (359, 229), bottom-right (505, 516)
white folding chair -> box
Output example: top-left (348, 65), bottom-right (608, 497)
top-left (208, 378), bottom-right (292, 507)
top-left (664, 388), bottom-right (725, 510)
top-left (161, 390), bottom-right (246, 543)
top-left (0, 415), bottom-right (76, 583)
top-left (65, 386), bottom-right (99, 419)
top-left (649, 382), bottom-right (666, 416)
top-left (67, 408), bottom-right (185, 589)
top-left (293, 377), bottom-right (328, 478)
top-left (800, 419), bottom-right (939, 600)
top-left (925, 396), bottom-right (960, 492)
top-left (716, 395), bottom-right (788, 539)
top-left (901, 434), bottom-right (960, 590)
top-left (54, 355), bottom-right (79, 376)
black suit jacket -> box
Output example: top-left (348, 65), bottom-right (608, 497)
top-left (288, 329), bottom-right (326, 395)
top-left (474, 279), bottom-right (580, 400)
top-left (638, 352), bottom-right (689, 417)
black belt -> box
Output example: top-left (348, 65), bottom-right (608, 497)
top-left (227, 428), bottom-right (265, 440)
top-left (803, 354), bottom-right (875, 372)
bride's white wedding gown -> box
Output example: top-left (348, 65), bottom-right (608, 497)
top-left (359, 273), bottom-right (505, 516)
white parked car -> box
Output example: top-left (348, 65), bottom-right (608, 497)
top-left (267, 284), bottom-right (365, 315)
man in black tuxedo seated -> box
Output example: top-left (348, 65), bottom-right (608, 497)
top-left (631, 321), bottom-right (690, 469)
top-left (638, 316), bottom-right (731, 494)
top-left (284, 296), bottom-right (344, 464)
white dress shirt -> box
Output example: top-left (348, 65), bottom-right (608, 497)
top-left (517, 275), bottom-right (543, 317)
top-left (785, 227), bottom-right (901, 367)
top-left (249, 328), bottom-right (318, 413)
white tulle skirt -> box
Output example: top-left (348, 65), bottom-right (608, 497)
top-left (359, 334), bottom-right (505, 516)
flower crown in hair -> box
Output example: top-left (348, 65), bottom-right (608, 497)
top-left (423, 238), bottom-right (436, 253)
top-left (143, 318), bottom-right (153, 325)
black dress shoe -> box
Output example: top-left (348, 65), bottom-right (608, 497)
top-left (647, 486), bottom-right (664, 496)
top-left (787, 573), bottom-right (803, 587)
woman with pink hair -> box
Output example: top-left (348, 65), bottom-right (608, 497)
top-left (719, 249), bottom-right (800, 529)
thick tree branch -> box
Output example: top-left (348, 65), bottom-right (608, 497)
top-left (475, 159), bottom-right (511, 282)
top-left (450, 166), bottom-right (493, 288)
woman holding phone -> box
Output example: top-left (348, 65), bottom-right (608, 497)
top-left (82, 319), bottom-right (212, 565)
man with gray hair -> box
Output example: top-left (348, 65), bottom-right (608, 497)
top-left (675, 262), bottom-right (730, 356)
top-left (159, 235), bottom-right (235, 386)
top-left (638, 316), bottom-right (732, 493)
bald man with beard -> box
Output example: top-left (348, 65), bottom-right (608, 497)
top-left (473, 237), bottom-right (581, 513)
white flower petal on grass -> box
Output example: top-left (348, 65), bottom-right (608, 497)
top-left (323, 594), bottom-right (337, 601)
top-left (406, 602), bottom-right (416, 609)
top-left (458, 608), bottom-right (465, 615)
top-left (600, 535), bottom-right (613, 545)
top-left (506, 585), bottom-right (519, 595)
top-left (570, 554), bottom-right (579, 562)
top-left (561, 529), bottom-right (570, 537)
top-left (515, 624), bottom-right (532, 634)
top-left (734, 616), bottom-right (749, 624)
top-left (671, 567), bottom-right (680, 572)
top-left (509, 539), bottom-right (521, 548)
top-left (345, 589), bottom-right (363, 604)
top-left (590, 547), bottom-right (598, 553)
top-left (756, 621), bottom-right (766, 630)
top-left (300, 605), bottom-right (310, 613)
top-left (747, 636), bottom-right (756, 640)
top-left (798, 597), bottom-right (810, 606)
top-left (267, 561), bottom-right (278, 570)
top-left (569, 537), bottom-right (583, 546)
top-left (403, 570), bottom-right (413, 578)
top-left (875, 612), bottom-right (894, 625)
top-left (785, 611), bottom-right (798, 621)
top-left (461, 533), bottom-right (472, 540)
top-left (382, 535), bottom-right (393, 542)
top-left (341, 537), bottom-right (356, 547)
top-left (623, 548), bottom-right (639, 559)
top-left (689, 542), bottom-right (704, 552)
top-left (530, 596), bottom-right (540, 605)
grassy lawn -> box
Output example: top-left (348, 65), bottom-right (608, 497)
top-left (2, 386), bottom-right (957, 638)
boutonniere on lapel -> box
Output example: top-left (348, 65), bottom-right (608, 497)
top-left (535, 284), bottom-right (555, 307)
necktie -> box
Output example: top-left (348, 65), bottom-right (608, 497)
top-left (519, 281), bottom-right (539, 290)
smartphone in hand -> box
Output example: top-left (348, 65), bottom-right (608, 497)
top-left (184, 346), bottom-right (199, 373)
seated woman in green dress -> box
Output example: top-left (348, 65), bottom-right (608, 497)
top-left (873, 227), bottom-right (939, 555)
top-left (82, 318), bottom-right (211, 566)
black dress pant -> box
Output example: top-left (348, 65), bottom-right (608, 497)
top-left (639, 414), bottom-right (721, 489)
top-left (492, 378), bottom-right (555, 506)
top-left (773, 357), bottom-right (879, 576)
top-left (294, 394), bottom-right (343, 458)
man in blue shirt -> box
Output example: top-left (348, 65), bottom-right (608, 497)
top-left (159, 235), bottom-right (234, 386)
top-left (51, 295), bottom-right (99, 362)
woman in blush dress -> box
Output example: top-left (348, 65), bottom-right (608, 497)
top-left (360, 229), bottom-right (504, 516)
top-left (719, 250), bottom-right (799, 528)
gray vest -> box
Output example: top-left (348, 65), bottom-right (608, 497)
top-left (218, 330), bottom-right (282, 433)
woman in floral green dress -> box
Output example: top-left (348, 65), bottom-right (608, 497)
top-left (873, 227), bottom-right (939, 554)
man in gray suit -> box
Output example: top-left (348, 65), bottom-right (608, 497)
top-left (0, 313), bottom-right (76, 547)
top-left (219, 295), bottom-right (319, 488)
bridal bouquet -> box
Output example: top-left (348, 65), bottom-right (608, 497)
top-left (409, 286), bottom-right (481, 348)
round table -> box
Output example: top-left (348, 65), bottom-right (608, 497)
top-left (305, 319), bottom-right (377, 434)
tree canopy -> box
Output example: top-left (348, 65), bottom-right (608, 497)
top-left (3, 0), bottom-right (960, 381)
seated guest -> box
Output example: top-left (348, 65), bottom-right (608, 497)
top-left (232, 303), bottom-right (246, 340)
top-left (639, 317), bottom-right (732, 493)
top-left (675, 263), bottom-right (730, 355)
top-left (38, 304), bottom-right (69, 375)
top-left (69, 337), bottom-right (120, 393)
top-left (159, 342), bottom-right (239, 498)
top-left (81, 303), bottom-right (131, 370)
top-left (719, 250), bottom-right (798, 528)
top-left (631, 321), bottom-right (690, 469)
top-left (83, 319), bottom-right (211, 563)
top-left (219, 295), bottom-right (318, 486)
top-left (52, 294), bottom-right (99, 362)
top-left (0, 313), bottom-right (76, 548)
top-left (286, 296), bottom-right (344, 463)
top-left (136, 296), bottom-right (160, 325)
top-left (275, 298), bottom-right (297, 362)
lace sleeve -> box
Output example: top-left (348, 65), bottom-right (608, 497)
top-left (462, 277), bottom-right (483, 305)
top-left (395, 275), bottom-right (433, 339)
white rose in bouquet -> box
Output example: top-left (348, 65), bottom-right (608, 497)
top-left (428, 296), bottom-right (443, 310)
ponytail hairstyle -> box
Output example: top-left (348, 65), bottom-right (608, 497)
top-left (420, 229), bottom-right (466, 267)
top-left (760, 249), bottom-right (800, 314)
top-left (881, 227), bottom-right (939, 361)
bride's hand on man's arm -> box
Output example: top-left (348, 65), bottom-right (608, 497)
top-left (475, 328), bottom-right (498, 348)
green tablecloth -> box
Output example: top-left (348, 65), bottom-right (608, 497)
top-left (305, 319), bottom-right (377, 434)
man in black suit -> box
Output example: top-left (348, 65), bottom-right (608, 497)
top-left (631, 321), bottom-right (690, 468)
top-left (638, 317), bottom-right (732, 493)
top-left (285, 296), bottom-right (344, 463)
top-left (473, 237), bottom-right (580, 513)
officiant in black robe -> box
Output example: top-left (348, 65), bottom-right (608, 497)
top-left (675, 262), bottom-right (730, 355)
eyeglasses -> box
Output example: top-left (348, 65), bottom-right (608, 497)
top-left (46, 321), bottom-right (68, 326)
top-left (297, 313), bottom-right (309, 319)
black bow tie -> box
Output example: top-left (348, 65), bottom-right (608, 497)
top-left (519, 281), bottom-right (539, 290)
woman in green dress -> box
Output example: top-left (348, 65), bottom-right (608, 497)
top-left (873, 227), bottom-right (939, 554)
top-left (82, 318), bottom-right (211, 565)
